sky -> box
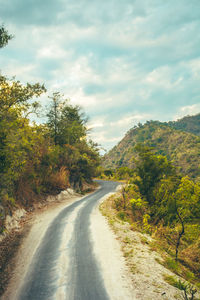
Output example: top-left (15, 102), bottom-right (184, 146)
top-left (0, 0), bottom-right (200, 152)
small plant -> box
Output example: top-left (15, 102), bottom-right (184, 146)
top-left (130, 263), bottom-right (138, 273)
top-left (124, 249), bottom-right (134, 257)
top-left (123, 236), bottom-right (131, 244)
top-left (117, 211), bottom-right (126, 220)
top-left (164, 274), bottom-right (185, 290)
top-left (163, 275), bottom-right (198, 300)
top-left (108, 219), bottom-right (115, 226)
top-left (164, 257), bottom-right (180, 273)
top-left (181, 283), bottom-right (198, 300)
top-left (143, 213), bottom-right (152, 234)
top-left (185, 271), bottom-right (195, 282)
top-left (140, 236), bottom-right (149, 244)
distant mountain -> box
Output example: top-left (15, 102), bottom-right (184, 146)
top-left (166, 113), bottom-right (200, 136)
top-left (103, 114), bottom-right (200, 179)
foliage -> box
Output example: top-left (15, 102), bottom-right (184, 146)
top-left (102, 114), bottom-right (200, 290)
top-left (99, 167), bottom-right (134, 181)
top-left (115, 167), bottom-right (134, 180)
top-left (0, 77), bottom-right (100, 231)
top-left (142, 213), bottom-right (152, 234)
top-left (0, 76), bottom-right (46, 198)
top-left (163, 274), bottom-right (185, 290)
top-left (0, 26), bottom-right (98, 232)
top-left (47, 92), bottom-right (87, 146)
top-left (164, 275), bottom-right (198, 300)
top-left (167, 113), bottom-right (200, 137)
top-left (133, 144), bottom-right (174, 204)
top-left (103, 118), bottom-right (200, 179)
top-left (108, 144), bottom-right (200, 286)
top-left (0, 25), bottom-right (13, 48)
top-left (103, 169), bottom-right (114, 178)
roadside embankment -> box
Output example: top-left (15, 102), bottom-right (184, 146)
top-left (0, 188), bottom-right (84, 298)
top-left (100, 191), bottom-right (200, 300)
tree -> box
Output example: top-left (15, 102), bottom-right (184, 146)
top-left (58, 103), bottom-right (87, 146)
top-left (173, 177), bottom-right (200, 261)
top-left (47, 92), bottom-right (62, 145)
top-left (46, 93), bottom-right (100, 189)
top-left (115, 167), bottom-right (134, 180)
top-left (134, 144), bottom-right (174, 204)
top-left (47, 92), bottom-right (87, 146)
top-left (153, 175), bottom-right (181, 224)
top-left (0, 76), bottom-right (46, 200)
top-left (0, 25), bottom-right (13, 48)
top-left (154, 175), bottom-right (200, 261)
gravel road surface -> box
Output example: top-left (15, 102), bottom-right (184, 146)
top-left (15, 180), bottom-right (124, 300)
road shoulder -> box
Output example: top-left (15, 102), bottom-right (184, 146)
top-left (90, 193), bottom-right (136, 300)
top-left (1, 191), bottom-right (84, 300)
top-left (99, 193), bottom-right (188, 300)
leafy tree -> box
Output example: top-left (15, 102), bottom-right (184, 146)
top-left (69, 139), bottom-right (100, 189)
top-left (104, 169), bottom-right (114, 178)
top-left (0, 25), bottom-right (13, 48)
top-left (173, 177), bottom-right (200, 260)
top-left (134, 144), bottom-right (174, 204)
top-left (47, 92), bottom-right (87, 146)
top-left (154, 175), bottom-right (200, 261)
top-left (46, 92), bottom-right (100, 189)
top-left (153, 176), bottom-right (181, 224)
top-left (47, 92), bottom-right (62, 145)
top-left (58, 103), bottom-right (87, 146)
top-left (115, 167), bottom-right (134, 180)
top-left (0, 76), bottom-right (46, 205)
top-left (0, 28), bottom-right (101, 234)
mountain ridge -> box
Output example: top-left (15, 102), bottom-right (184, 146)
top-left (103, 113), bottom-right (200, 179)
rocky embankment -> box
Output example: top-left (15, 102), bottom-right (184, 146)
top-left (0, 188), bottom-right (79, 297)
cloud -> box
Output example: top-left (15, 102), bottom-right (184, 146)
top-left (88, 112), bottom-right (151, 150)
top-left (0, 0), bottom-right (65, 25)
top-left (173, 103), bottom-right (200, 121)
top-left (0, 0), bottom-right (200, 150)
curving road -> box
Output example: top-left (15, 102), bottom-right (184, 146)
top-left (17, 180), bottom-right (119, 300)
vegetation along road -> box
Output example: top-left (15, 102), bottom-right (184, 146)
top-left (12, 180), bottom-right (130, 300)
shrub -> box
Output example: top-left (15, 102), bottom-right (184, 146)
top-left (48, 166), bottom-right (70, 191)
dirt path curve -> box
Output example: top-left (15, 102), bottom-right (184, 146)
top-left (2, 180), bottom-right (135, 300)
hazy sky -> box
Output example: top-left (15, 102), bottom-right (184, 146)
top-left (1, 0), bottom-right (200, 151)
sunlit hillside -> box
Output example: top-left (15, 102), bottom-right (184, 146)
top-left (103, 114), bottom-right (200, 179)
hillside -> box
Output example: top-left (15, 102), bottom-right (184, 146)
top-left (166, 113), bottom-right (200, 136)
top-left (103, 115), bottom-right (200, 179)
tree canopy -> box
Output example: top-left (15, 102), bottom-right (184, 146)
top-left (0, 25), bottom-right (13, 48)
top-left (0, 28), bottom-right (100, 232)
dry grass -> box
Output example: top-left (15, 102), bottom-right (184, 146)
top-left (16, 178), bottom-right (37, 207)
top-left (48, 166), bottom-right (70, 190)
top-left (100, 193), bottom-right (200, 299)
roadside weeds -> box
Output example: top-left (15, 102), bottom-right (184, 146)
top-left (100, 194), bottom-right (200, 300)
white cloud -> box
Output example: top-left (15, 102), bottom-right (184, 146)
top-left (110, 113), bottom-right (150, 128)
top-left (174, 103), bottom-right (200, 120)
top-left (145, 66), bottom-right (182, 90)
top-left (185, 58), bottom-right (200, 80)
top-left (87, 120), bottom-right (104, 129)
top-left (0, 61), bottom-right (36, 82)
top-left (1, 0), bottom-right (200, 151)
top-left (37, 45), bottom-right (67, 59)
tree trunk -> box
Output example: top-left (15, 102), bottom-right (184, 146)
top-left (122, 186), bottom-right (126, 210)
top-left (175, 201), bottom-right (184, 261)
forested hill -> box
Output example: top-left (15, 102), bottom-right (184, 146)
top-left (103, 114), bottom-right (200, 179)
top-left (166, 113), bottom-right (200, 136)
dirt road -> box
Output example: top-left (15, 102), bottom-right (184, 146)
top-left (3, 180), bottom-right (134, 300)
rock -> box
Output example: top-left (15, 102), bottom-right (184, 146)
top-left (0, 209), bottom-right (26, 242)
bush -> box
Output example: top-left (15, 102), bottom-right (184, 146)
top-left (47, 166), bottom-right (70, 191)
top-left (117, 211), bottom-right (126, 221)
